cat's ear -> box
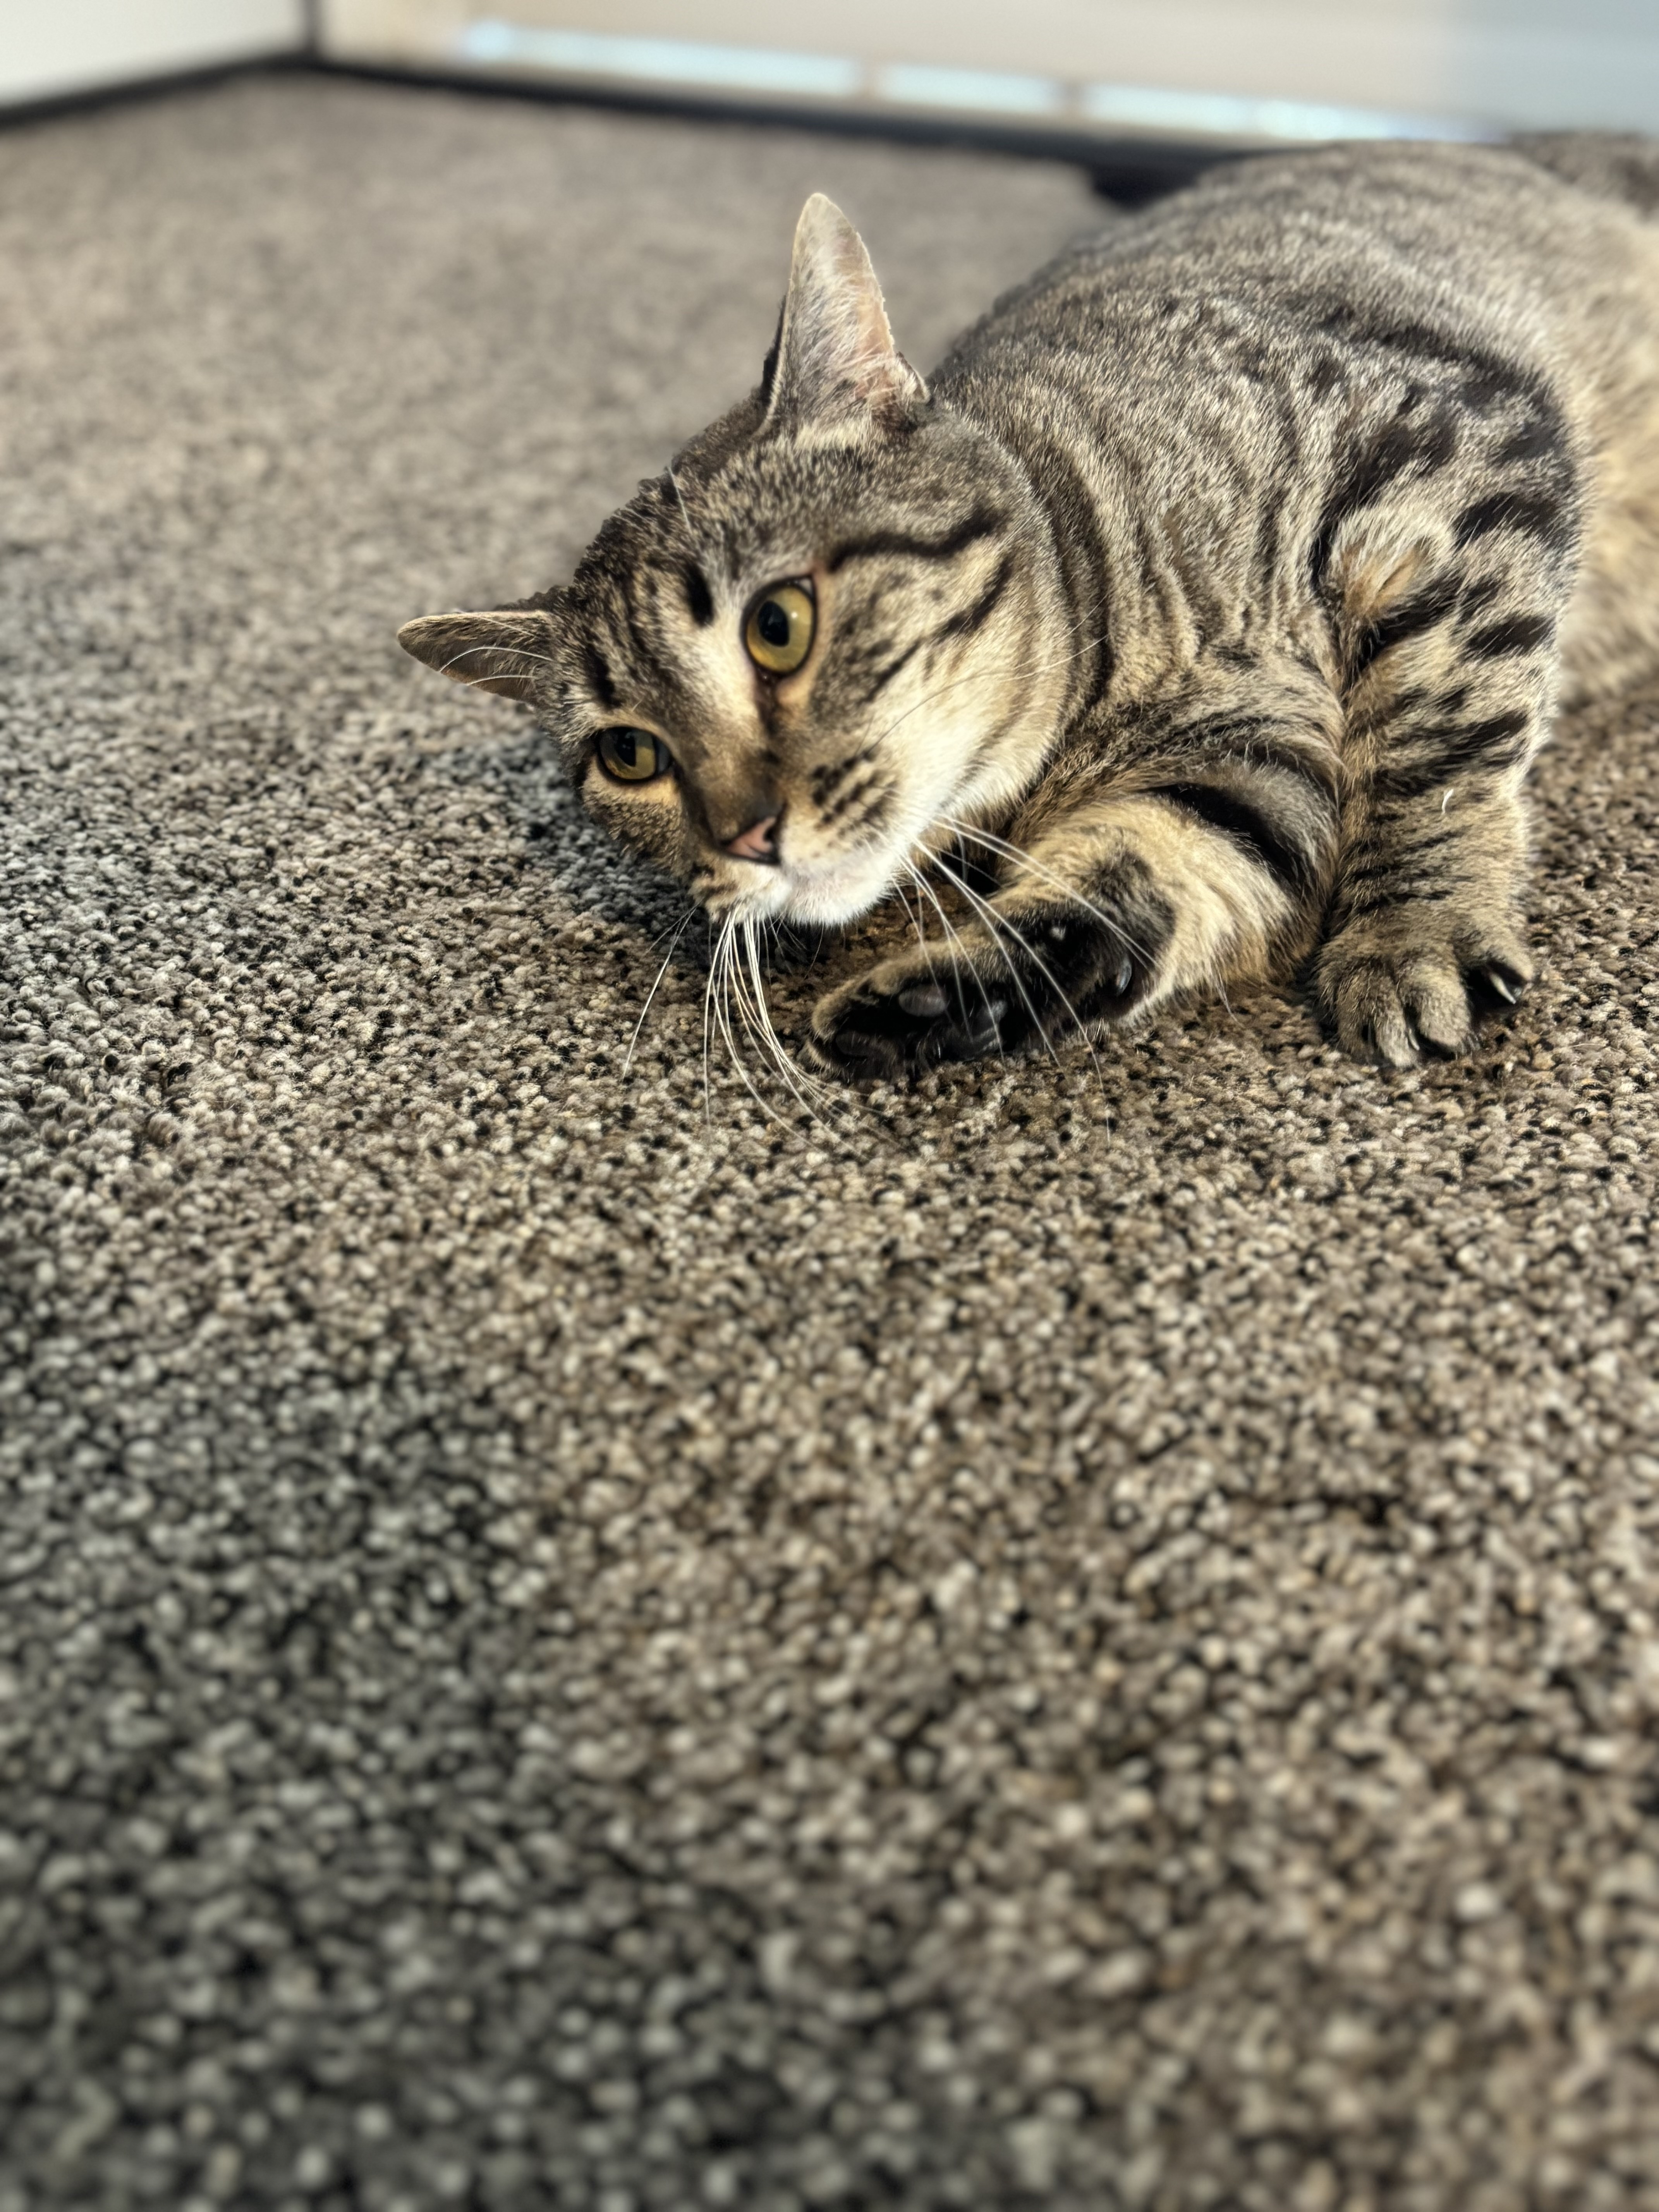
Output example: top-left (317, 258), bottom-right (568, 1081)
top-left (397, 605), bottom-right (558, 701)
top-left (763, 194), bottom-right (927, 431)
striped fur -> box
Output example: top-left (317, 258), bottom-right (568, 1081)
top-left (400, 139), bottom-right (1659, 1072)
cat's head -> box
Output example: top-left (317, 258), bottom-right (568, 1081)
top-left (399, 195), bottom-right (1064, 927)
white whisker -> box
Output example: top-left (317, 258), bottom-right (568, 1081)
top-left (901, 859), bottom-right (974, 984)
top-left (740, 921), bottom-right (837, 1124)
top-left (436, 644), bottom-right (561, 678)
top-left (944, 866), bottom-right (1106, 1090)
top-left (665, 463), bottom-right (702, 559)
top-left (926, 865), bottom-right (1058, 1068)
top-left (622, 908), bottom-right (696, 1076)
top-left (713, 923), bottom-right (779, 1123)
top-left (900, 859), bottom-right (1008, 1046)
top-left (944, 821), bottom-right (1156, 968)
top-left (701, 915), bottom-right (723, 1132)
top-left (891, 876), bottom-right (935, 974)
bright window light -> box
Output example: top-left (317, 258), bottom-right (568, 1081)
top-left (457, 21), bottom-right (862, 100)
top-left (874, 64), bottom-right (1064, 117)
top-left (1079, 82), bottom-right (1482, 143)
top-left (453, 22), bottom-right (1481, 144)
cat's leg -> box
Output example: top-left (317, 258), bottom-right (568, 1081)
top-left (1315, 787), bottom-right (1537, 1068)
top-left (810, 684), bottom-right (1342, 1076)
top-left (1315, 570), bottom-right (1566, 1066)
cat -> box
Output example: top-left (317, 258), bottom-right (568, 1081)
top-left (399, 134), bottom-right (1659, 1076)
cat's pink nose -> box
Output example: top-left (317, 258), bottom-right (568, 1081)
top-left (724, 814), bottom-right (779, 863)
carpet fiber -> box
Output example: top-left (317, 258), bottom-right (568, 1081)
top-left (5, 74), bottom-right (1659, 2212)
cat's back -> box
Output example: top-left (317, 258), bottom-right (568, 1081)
top-left (934, 136), bottom-right (1659, 702)
top-left (937, 138), bottom-right (1659, 431)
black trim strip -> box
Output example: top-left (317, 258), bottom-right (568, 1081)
top-left (300, 58), bottom-right (1245, 202)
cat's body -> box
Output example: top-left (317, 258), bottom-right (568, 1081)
top-left (401, 135), bottom-right (1659, 1073)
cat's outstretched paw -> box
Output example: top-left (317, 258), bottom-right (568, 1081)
top-left (809, 953), bottom-right (1015, 1080)
top-left (1317, 912), bottom-right (1532, 1067)
top-left (808, 911), bottom-right (1147, 1081)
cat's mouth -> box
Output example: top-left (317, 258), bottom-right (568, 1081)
top-left (710, 838), bottom-right (908, 931)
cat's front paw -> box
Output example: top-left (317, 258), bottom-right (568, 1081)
top-left (809, 901), bottom-right (1153, 1081)
top-left (1317, 911), bottom-right (1532, 1067)
top-left (809, 952), bottom-right (1014, 1080)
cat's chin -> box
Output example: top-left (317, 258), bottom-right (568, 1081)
top-left (777, 848), bottom-right (911, 931)
top-left (704, 845), bottom-right (907, 933)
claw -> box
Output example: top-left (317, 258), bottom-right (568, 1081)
top-left (897, 982), bottom-right (949, 1018)
top-left (1487, 972), bottom-right (1517, 1005)
top-left (1112, 956), bottom-right (1134, 996)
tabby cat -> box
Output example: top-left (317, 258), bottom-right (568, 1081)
top-left (400, 136), bottom-right (1659, 1075)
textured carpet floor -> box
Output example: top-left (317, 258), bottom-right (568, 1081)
top-left (5, 72), bottom-right (1659, 2212)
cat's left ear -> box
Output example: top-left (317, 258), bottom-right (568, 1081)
top-left (763, 194), bottom-right (928, 431)
top-left (397, 603), bottom-right (559, 701)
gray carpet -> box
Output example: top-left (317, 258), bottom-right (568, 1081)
top-left (5, 72), bottom-right (1659, 2212)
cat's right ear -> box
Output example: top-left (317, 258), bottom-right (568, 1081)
top-left (396, 606), bottom-right (558, 701)
top-left (762, 194), bottom-right (927, 432)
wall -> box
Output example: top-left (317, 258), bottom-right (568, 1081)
top-left (0, 0), bottom-right (307, 108)
top-left (6, 0), bottom-right (1654, 144)
top-left (320, 0), bottom-right (1659, 138)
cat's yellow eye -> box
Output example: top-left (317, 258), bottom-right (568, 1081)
top-left (744, 581), bottom-right (815, 676)
top-left (596, 726), bottom-right (671, 783)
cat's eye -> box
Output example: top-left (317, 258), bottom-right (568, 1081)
top-left (744, 581), bottom-right (815, 676)
top-left (595, 727), bottom-right (672, 783)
